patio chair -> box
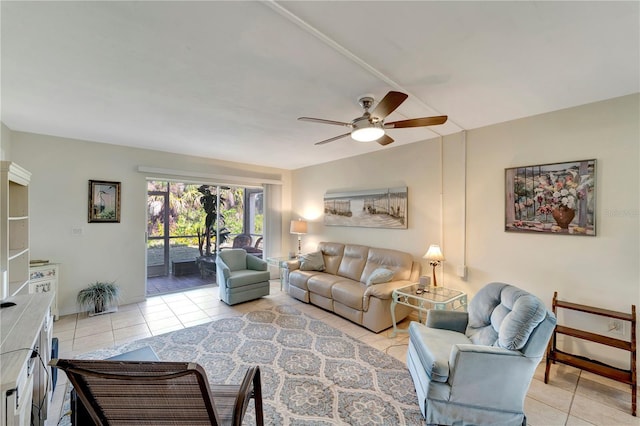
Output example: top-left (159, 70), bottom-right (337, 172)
top-left (50, 359), bottom-right (263, 426)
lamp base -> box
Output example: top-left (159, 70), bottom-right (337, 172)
top-left (431, 262), bottom-right (439, 287)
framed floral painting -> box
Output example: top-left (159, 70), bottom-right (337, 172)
top-left (505, 159), bottom-right (596, 235)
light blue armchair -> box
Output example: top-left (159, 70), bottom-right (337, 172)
top-left (215, 249), bottom-right (270, 305)
top-left (407, 282), bottom-right (556, 426)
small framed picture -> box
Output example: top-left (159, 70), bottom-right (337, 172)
top-left (88, 180), bottom-right (121, 223)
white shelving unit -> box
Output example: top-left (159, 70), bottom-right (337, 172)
top-left (1, 161), bottom-right (31, 299)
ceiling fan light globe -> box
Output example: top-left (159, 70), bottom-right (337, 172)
top-left (351, 126), bottom-right (385, 142)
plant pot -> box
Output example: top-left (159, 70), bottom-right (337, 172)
top-left (552, 206), bottom-right (575, 229)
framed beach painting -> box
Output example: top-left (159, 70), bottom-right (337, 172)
top-left (324, 187), bottom-right (408, 229)
top-left (88, 180), bottom-right (121, 223)
top-left (505, 159), bottom-right (596, 235)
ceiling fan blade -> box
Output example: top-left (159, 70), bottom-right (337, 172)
top-left (298, 117), bottom-right (351, 127)
top-left (314, 132), bottom-right (352, 145)
top-left (385, 115), bottom-right (448, 128)
top-left (371, 91), bottom-right (408, 120)
top-left (377, 134), bottom-right (394, 146)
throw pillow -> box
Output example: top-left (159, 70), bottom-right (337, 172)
top-left (299, 251), bottom-right (325, 271)
top-left (366, 268), bottom-right (395, 285)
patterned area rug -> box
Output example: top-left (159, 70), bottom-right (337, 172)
top-left (58, 305), bottom-right (424, 425)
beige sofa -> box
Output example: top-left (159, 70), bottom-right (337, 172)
top-left (285, 242), bottom-right (420, 332)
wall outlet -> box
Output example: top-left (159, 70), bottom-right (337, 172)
top-left (71, 227), bottom-right (84, 236)
top-left (456, 265), bottom-right (467, 279)
top-left (607, 319), bottom-right (624, 336)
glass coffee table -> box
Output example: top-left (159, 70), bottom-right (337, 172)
top-left (390, 284), bottom-right (467, 337)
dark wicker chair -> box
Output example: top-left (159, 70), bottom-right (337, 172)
top-left (50, 359), bottom-right (263, 426)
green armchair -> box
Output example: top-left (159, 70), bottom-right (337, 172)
top-left (215, 249), bottom-right (270, 305)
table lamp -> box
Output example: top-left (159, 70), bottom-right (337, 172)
top-left (423, 244), bottom-right (445, 287)
top-left (290, 219), bottom-right (308, 256)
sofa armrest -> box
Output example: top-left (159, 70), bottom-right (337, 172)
top-left (426, 310), bottom-right (469, 333)
top-left (246, 255), bottom-right (267, 271)
top-left (364, 280), bottom-right (413, 300)
top-left (285, 259), bottom-right (300, 271)
top-left (215, 256), bottom-right (231, 279)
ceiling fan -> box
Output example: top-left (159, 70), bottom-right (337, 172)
top-left (298, 91), bottom-right (447, 146)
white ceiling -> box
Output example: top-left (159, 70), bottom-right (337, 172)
top-left (2, 1), bottom-right (638, 170)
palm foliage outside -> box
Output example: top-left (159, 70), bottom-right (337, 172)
top-left (147, 181), bottom-right (261, 253)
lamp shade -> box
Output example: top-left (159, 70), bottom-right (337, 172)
top-left (423, 244), bottom-right (445, 262)
top-left (290, 219), bottom-right (308, 235)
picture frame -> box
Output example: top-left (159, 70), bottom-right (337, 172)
top-left (88, 180), bottom-right (121, 223)
top-left (505, 159), bottom-right (596, 235)
top-left (324, 187), bottom-right (408, 229)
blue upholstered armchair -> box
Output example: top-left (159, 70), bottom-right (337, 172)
top-left (215, 249), bottom-right (270, 305)
top-left (407, 282), bottom-right (556, 426)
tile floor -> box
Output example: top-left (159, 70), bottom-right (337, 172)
top-left (47, 281), bottom-right (638, 426)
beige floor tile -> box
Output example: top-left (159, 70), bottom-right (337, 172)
top-left (535, 361), bottom-right (581, 393)
top-left (72, 333), bottom-right (114, 353)
top-left (53, 315), bottom-right (77, 332)
top-left (524, 396), bottom-right (568, 425)
top-left (52, 329), bottom-right (75, 343)
top-left (116, 302), bottom-right (141, 312)
top-left (566, 415), bottom-right (597, 426)
top-left (527, 376), bottom-right (574, 412)
top-left (147, 317), bottom-right (183, 332)
top-left (169, 302), bottom-right (202, 315)
top-left (143, 309), bottom-right (179, 322)
top-left (138, 296), bottom-right (166, 307)
top-left (138, 302), bottom-right (171, 314)
top-left (110, 306), bottom-right (143, 318)
top-left (74, 320), bottom-right (114, 338)
top-left (385, 342), bottom-right (409, 363)
top-left (161, 292), bottom-right (190, 303)
top-left (150, 324), bottom-right (185, 336)
top-left (184, 292), bottom-right (216, 303)
top-left (203, 305), bottom-right (237, 318)
top-left (579, 370), bottom-right (636, 393)
top-left (182, 317), bottom-right (213, 328)
top-left (111, 313), bottom-right (146, 330)
top-left (176, 309), bottom-right (210, 324)
top-left (576, 374), bottom-right (635, 414)
top-left (569, 394), bottom-right (638, 425)
top-left (193, 300), bottom-right (223, 310)
top-left (113, 323), bottom-right (152, 341)
top-left (75, 314), bottom-right (112, 328)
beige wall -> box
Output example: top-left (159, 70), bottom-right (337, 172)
top-left (292, 94), bottom-right (639, 366)
top-left (9, 132), bottom-right (292, 315)
top-left (1, 122), bottom-right (11, 160)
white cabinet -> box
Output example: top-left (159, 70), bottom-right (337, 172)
top-left (0, 292), bottom-right (54, 426)
top-left (29, 263), bottom-right (59, 320)
top-left (1, 162), bottom-right (31, 299)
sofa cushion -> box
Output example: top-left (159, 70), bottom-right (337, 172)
top-left (299, 251), bottom-right (325, 271)
top-left (409, 321), bottom-right (472, 383)
top-left (332, 280), bottom-right (365, 310)
top-left (288, 270), bottom-right (322, 291)
top-left (337, 244), bottom-right (369, 281)
top-left (366, 268), bottom-right (394, 285)
top-left (361, 247), bottom-right (414, 283)
top-left (307, 273), bottom-right (347, 298)
top-left (318, 242), bottom-right (345, 275)
top-left (227, 270), bottom-right (270, 288)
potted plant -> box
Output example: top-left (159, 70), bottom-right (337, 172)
top-left (196, 185), bottom-right (231, 276)
top-left (77, 281), bottom-right (120, 315)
